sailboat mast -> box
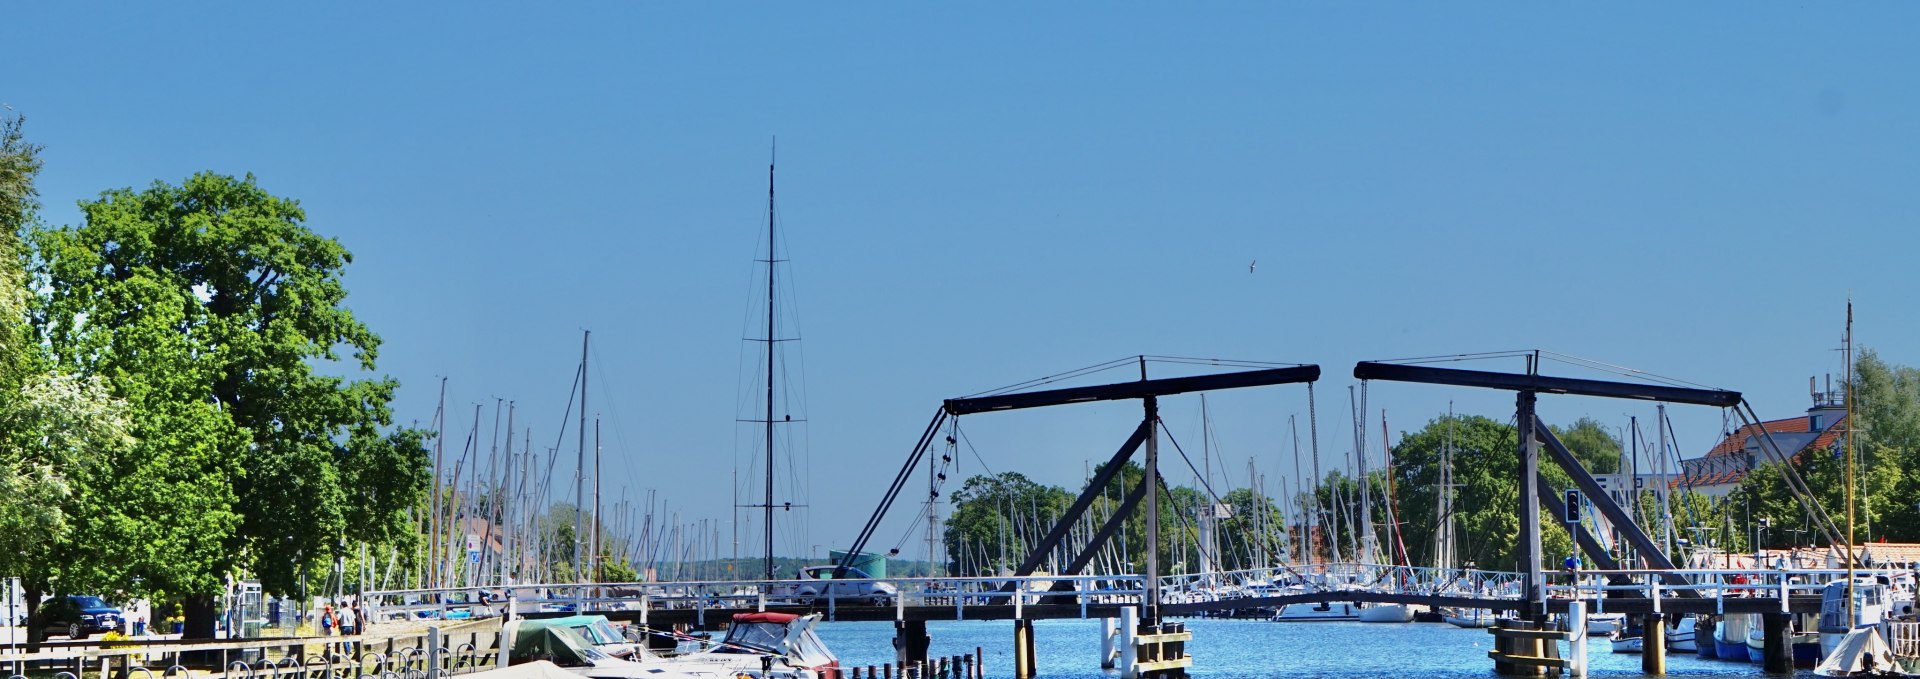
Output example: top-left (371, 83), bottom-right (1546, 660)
top-left (430, 377), bottom-right (446, 588)
top-left (575, 330), bottom-right (589, 584)
top-left (1844, 300), bottom-right (1856, 623)
top-left (1289, 415), bottom-right (1305, 564)
top-left (764, 146), bottom-right (778, 581)
top-left (1351, 385), bottom-right (1374, 564)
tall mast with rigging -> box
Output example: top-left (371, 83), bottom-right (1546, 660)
top-left (763, 148), bottom-right (777, 581)
top-left (1844, 300), bottom-right (1856, 623)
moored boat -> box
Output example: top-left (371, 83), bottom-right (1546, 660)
top-left (1717, 613), bottom-right (1756, 661)
top-left (1695, 615), bottom-right (1720, 659)
top-left (1442, 607), bottom-right (1495, 628)
top-left (1358, 603), bottom-right (1415, 623)
top-left (1275, 602), bottom-right (1359, 621)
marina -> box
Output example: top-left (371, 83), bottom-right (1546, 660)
top-left (7, 5), bottom-right (1920, 679)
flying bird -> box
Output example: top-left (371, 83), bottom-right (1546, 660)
top-left (1249, 259), bottom-right (1257, 273)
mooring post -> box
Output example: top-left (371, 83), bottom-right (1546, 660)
top-left (426, 626), bottom-right (444, 679)
top-left (1119, 606), bottom-right (1140, 679)
top-left (1568, 601), bottom-right (1587, 679)
top-left (1516, 390), bottom-right (1545, 621)
top-left (1101, 617), bottom-right (1118, 669)
top-left (1762, 613), bottom-right (1791, 673)
top-left (1012, 618), bottom-right (1037, 679)
top-left (895, 620), bottom-right (930, 667)
top-left (1641, 614), bottom-right (1665, 675)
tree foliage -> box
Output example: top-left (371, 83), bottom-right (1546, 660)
top-left (31, 172), bottom-right (429, 636)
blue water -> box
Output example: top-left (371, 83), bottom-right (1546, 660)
top-left (813, 618), bottom-right (1817, 678)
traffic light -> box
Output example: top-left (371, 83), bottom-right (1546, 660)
top-left (1564, 489), bottom-right (1581, 524)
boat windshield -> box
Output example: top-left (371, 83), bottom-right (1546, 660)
top-left (717, 622), bottom-right (787, 654)
top-left (569, 620), bottom-right (625, 646)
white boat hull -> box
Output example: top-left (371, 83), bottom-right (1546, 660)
top-left (1358, 604), bottom-right (1414, 623)
top-left (1587, 613), bottom-right (1625, 636)
top-left (1274, 602), bottom-right (1359, 621)
top-left (1443, 609), bottom-right (1495, 628)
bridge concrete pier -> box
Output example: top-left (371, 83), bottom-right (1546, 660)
top-left (895, 620), bottom-right (930, 667)
top-left (1762, 613), bottom-right (1792, 673)
top-left (1641, 614), bottom-right (1664, 675)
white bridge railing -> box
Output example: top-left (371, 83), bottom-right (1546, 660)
top-left (364, 565), bottom-right (1902, 622)
top-left (1546, 567), bottom-right (1912, 614)
top-left (363, 574), bottom-right (1148, 623)
top-left (1157, 563), bottom-right (1526, 605)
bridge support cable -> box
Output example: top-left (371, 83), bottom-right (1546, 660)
top-left (1735, 399), bottom-right (1847, 551)
top-left (839, 407), bottom-right (949, 574)
top-left (1010, 421), bottom-right (1150, 577)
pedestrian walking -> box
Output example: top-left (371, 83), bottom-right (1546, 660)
top-left (337, 601), bottom-right (359, 656)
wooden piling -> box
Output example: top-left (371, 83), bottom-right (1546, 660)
top-left (976, 647), bottom-right (985, 679)
top-left (1013, 619), bottom-right (1037, 679)
top-left (1762, 613), bottom-right (1792, 674)
top-left (1641, 614), bottom-right (1665, 676)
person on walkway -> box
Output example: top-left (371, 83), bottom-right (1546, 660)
top-left (336, 601), bottom-right (359, 656)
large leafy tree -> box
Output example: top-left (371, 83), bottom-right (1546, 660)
top-left (1374, 413), bottom-right (1583, 573)
top-left (33, 172), bottom-right (430, 637)
top-left (0, 113), bottom-right (136, 646)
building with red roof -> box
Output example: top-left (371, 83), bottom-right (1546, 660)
top-left (1678, 381), bottom-right (1848, 496)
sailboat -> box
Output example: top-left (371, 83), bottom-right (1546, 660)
top-left (735, 148), bottom-right (808, 584)
top-left (1358, 411), bottom-right (1414, 623)
top-left (1431, 406), bottom-right (1493, 628)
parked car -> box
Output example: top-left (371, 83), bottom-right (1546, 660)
top-left (773, 566), bottom-right (897, 605)
top-left (38, 595), bottom-right (124, 639)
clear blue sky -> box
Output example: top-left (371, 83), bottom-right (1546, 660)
top-left (9, 3), bottom-right (1918, 563)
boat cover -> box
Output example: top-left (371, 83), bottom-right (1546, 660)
top-left (463, 660), bottom-right (583, 679)
top-left (511, 623), bottom-right (608, 667)
top-left (1814, 627), bottom-right (1897, 677)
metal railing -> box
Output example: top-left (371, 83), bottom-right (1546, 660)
top-left (1544, 567), bottom-right (1910, 614)
top-left (1891, 621), bottom-right (1920, 660)
top-left (1157, 563), bottom-right (1527, 604)
top-left (0, 619), bottom-right (500, 679)
top-left (365, 573), bottom-right (1148, 623)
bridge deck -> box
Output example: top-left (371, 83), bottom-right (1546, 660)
top-left (365, 565), bottom-right (1872, 626)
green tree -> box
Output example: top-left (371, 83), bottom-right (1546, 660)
top-left (942, 472), bottom-right (1072, 575)
top-left (1729, 349), bottom-right (1919, 550)
top-left (1371, 413), bottom-right (1582, 574)
top-left (0, 113), bottom-right (138, 646)
top-left (32, 172), bottom-right (430, 637)
top-left (1552, 417), bottom-right (1623, 474)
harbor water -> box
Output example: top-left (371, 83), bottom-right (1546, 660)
top-left (814, 618), bottom-right (1820, 678)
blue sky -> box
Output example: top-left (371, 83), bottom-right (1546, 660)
top-left (8, 3), bottom-right (1918, 562)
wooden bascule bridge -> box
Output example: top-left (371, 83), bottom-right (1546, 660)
top-left (365, 355), bottom-right (1871, 678)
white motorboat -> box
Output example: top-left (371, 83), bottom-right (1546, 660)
top-left (507, 612), bottom-right (836, 679)
top-left (1274, 602), bottom-right (1359, 621)
top-left (1442, 608), bottom-right (1495, 629)
top-left (1822, 578), bottom-right (1894, 657)
top-left (1609, 616), bottom-right (1695, 654)
top-left (1357, 603), bottom-right (1415, 623)
top-left (1586, 612), bottom-right (1626, 635)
